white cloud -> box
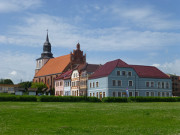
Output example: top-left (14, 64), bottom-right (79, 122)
top-left (0, 51), bottom-right (36, 84)
top-left (153, 60), bottom-right (180, 75)
top-left (0, 0), bottom-right (42, 13)
top-left (9, 71), bottom-right (17, 76)
top-left (1, 14), bottom-right (180, 52)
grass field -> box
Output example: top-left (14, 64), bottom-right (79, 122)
top-left (0, 102), bottom-right (180, 135)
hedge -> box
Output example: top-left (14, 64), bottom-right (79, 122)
top-left (129, 96), bottom-right (178, 102)
top-left (0, 95), bottom-right (37, 102)
top-left (102, 97), bottom-right (128, 102)
top-left (39, 96), bottom-right (101, 102)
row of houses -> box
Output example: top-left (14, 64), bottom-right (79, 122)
top-left (55, 59), bottom-right (172, 99)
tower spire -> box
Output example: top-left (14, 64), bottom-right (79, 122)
top-left (46, 29), bottom-right (49, 42)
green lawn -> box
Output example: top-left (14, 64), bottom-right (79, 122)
top-left (0, 102), bottom-right (180, 135)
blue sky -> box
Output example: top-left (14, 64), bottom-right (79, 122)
top-left (1, 0), bottom-right (180, 84)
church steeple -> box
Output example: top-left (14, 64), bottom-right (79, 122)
top-left (41, 30), bottom-right (53, 58)
top-left (35, 31), bottom-right (54, 74)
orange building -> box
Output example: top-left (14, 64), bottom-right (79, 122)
top-left (33, 33), bottom-right (86, 90)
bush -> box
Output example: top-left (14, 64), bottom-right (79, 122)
top-left (0, 95), bottom-right (37, 102)
top-left (129, 96), bottom-right (178, 102)
top-left (39, 96), bottom-right (101, 102)
top-left (102, 97), bottom-right (128, 103)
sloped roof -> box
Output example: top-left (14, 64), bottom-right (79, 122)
top-left (89, 59), bottom-right (169, 79)
top-left (82, 64), bottom-right (101, 73)
top-left (129, 65), bottom-right (170, 79)
top-left (89, 59), bottom-right (129, 79)
top-left (55, 69), bottom-right (72, 80)
top-left (35, 54), bottom-right (71, 77)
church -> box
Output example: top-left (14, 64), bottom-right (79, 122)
top-left (33, 32), bottom-right (86, 90)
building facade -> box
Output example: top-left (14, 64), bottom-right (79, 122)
top-left (88, 59), bottom-right (172, 99)
top-left (33, 32), bottom-right (86, 90)
top-left (0, 84), bottom-right (19, 94)
top-left (168, 74), bottom-right (180, 96)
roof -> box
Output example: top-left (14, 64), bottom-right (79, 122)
top-left (28, 88), bottom-right (38, 92)
top-left (55, 69), bottom-right (73, 80)
top-left (89, 59), bottom-right (170, 79)
top-left (81, 63), bottom-right (100, 73)
top-left (35, 54), bottom-right (71, 77)
top-left (89, 59), bottom-right (129, 79)
top-left (0, 84), bottom-right (19, 87)
top-left (129, 65), bottom-right (170, 79)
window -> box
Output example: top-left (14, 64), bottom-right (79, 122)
top-left (135, 92), bottom-right (139, 97)
top-left (122, 71), bottom-right (126, 76)
top-left (118, 92), bottom-right (121, 97)
top-left (128, 81), bottom-right (133, 86)
top-left (93, 93), bottom-right (95, 97)
top-left (166, 82), bottom-right (169, 89)
top-left (113, 80), bottom-right (116, 86)
top-left (118, 80), bottom-right (122, 86)
top-left (162, 82), bottom-right (164, 89)
top-left (113, 92), bottom-right (116, 97)
top-left (151, 92), bottom-right (154, 97)
top-left (96, 92), bottom-right (98, 98)
top-left (90, 93), bottom-right (92, 97)
top-left (90, 83), bottom-right (92, 88)
top-left (129, 92), bottom-right (133, 97)
top-left (146, 92), bottom-right (150, 97)
top-left (117, 71), bottom-right (120, 76)
top-left (47, 79), bottom-right (49, 85)
top-left (151, 82), bottom-right (154, 87)
top-left (158, 92), bottom-right (161, 97)
top-left (103, 92), bottom-right (105, 97)
top-left (128, 71), bottom-right (132, 76)
top-left (158, 82), bottom-right (161, 88)
top-left (146, 82), bottom-right (149, 87)
top-left (93, 82), bottom-right (95, 88)
top-left (166, 92), bottom-right (170, 97)
top-left (162, 92), bottom-right (165, 97)
top-left (96, 82), bottom-right (99, 87)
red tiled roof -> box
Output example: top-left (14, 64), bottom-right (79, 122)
top-left (129, 65), bottom-right (170, 79)
top-left (89, 59), bottom-right (129, 79)
top-left (55, 69), bottom-right (72, 80)
top-left (35, 54), bottom-right (71, 77)
top-left (89, 59), bottom-right (169, 79)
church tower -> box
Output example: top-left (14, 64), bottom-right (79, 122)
top-left (35, 31), bottom-right (53, 74)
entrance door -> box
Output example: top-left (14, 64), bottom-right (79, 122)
top-left (99, 92), bottom-right (102, 100)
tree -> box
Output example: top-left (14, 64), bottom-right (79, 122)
top-left (0, 79), bottom-right (14, 84)
top-left (31, 82), bottom-right (47, 93)
top-left (18, 81), bottom-right (32, 91)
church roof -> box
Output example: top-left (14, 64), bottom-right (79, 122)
top-left (89, 59), bottom-right (170, 79)
top-left (35, 54), bottom-right (71, 77)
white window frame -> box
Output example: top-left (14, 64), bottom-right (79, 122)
top-left (150, 81), bottom-right (154, 88)
top-left (146, 81), bottom-right (150, 87)
top-left (146, 91), bottom-right (150, 97)
top-left (122, 71), bottom-right (126, 76)
top-left (117, 80), bottom-right (122, 86)
top-left (128, 71), bottom-right (132, 76)
top-left (128, 80), bottom-right (133, 87)
top-left (117, 70), bottom-right (120, 76)
top-left (135, 91), bottom-right (139, 97)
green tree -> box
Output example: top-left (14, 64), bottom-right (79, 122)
top-left (0, 79), bottom-right (14, 84)
top-left (18, 81), bottom-right (32, 91)
top-left (31, 82), bottom-right (47, 93)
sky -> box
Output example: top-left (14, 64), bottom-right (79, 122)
top-left (1, 0), bottom-right (180, 84)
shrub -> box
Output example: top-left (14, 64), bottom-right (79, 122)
top-left (130, 97), bottom-right (177, 102)
top-left (39, 96), bottom-right (101, 102)
top-left (0, 95), bottom-right (37, 102)
top-left (102, 97), bottom-right (128, 103)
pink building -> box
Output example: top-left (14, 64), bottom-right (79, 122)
top-left (55, 70), bottom-right (72, 96)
